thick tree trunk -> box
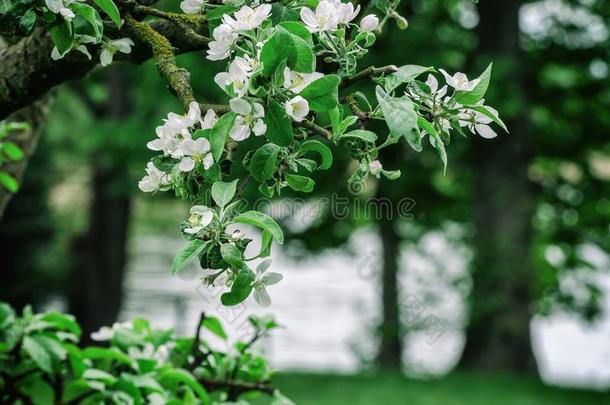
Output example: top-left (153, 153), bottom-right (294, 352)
top-left (458, 0), bottom-right (536, 372)
top-left (67, 66), bottom-right (132, 343)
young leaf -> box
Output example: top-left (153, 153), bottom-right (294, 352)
top-left (340, 130), bottom-right (378, 143)
top-left (300, 75), bottom-right (340, 112)
top-left (0, 172), bottom-right (18, 193)
top-left (93, 0), bottom-right (122, 27)
top-left (265, 100), bottom-right (294, 146)
top-left (300, 139), bottom-right (333, 170)
top-left (290, 34), bottom-right (315, 73)
top-left (23, 336), bottom-right (53, 373)
top-left (249, 144), bottom-right (281, 182)
top-left (201, 316), bottom-right (227, 340)
top-left (172, 240), bottom-right (208, 275)
top-left (285, 174), bottom-right (315, 192)
top-left (220, 268), bottom-right (255, 306)
top-left (385, 65), bottom-right (433, 92)
top-left (211, 180), bottom-right (238, 209)
top-left (233, 211), bottom-right (284, 244)
top-left (209, 112), bottom-right (236, 161)
top-left (2, 142), bottom-right (23, 160)
top-left (468, 105), bottom-right (508, 132)
top-left (49, 22), bottom-right (73, 55)
top-left (259, 230), bottom-right (273, 258)
top-left (454, 63), bottom-right (493, 106)
top-left (417, 116), bottom-right (447, 173)
top-left (71, 3), bottom-right (103, 41)
top-left (261, 26), bottom-right (297, 76)
top-left (279, 21), bottom-right (313, 46)
top-left (376, 86), bottom-right (421, 152)
top-left (220, 243), bottom-right (243, 269)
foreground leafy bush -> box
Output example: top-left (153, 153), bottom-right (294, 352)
top-left (0, 302), bottom-right (290, 404)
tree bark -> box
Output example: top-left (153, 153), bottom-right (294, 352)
top-left (67, 66), bottom-right (132, 343)
top-left (458, 0), bottom-right (536, 372)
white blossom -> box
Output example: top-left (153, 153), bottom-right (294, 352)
top-left (147, 102), bottom-right (202, 156)
top-left (331, 0), bottom-right (360, 24)
top-left (128, 343), bottom-right (170, 364)
top-left (300, 0), bottom-right (338, 33)
top-left (202, 109), bottom-right (218, 129)
top-left (439, 69), bottom-right (480, 91)
top-left (45, 0), bottom-right (82, 21)
top-left (90, 322), bottom-right (130, 341)
top-left (284, 96), bottom-right (310, 122)
top-left (180, 0), bottom-right (204, 14)
top-left (369, 160), bottom-right (383, 176)
top-left (223, 4), bottom-right (271, 31)
top-left (184, 205), bottom-right (214, 234)
top-left (138, 162), bottom-right (172, 193)
top-left (459, 101), bottom-right (498, 139)
top-left (229, 98), bottom-right (266, 141)
top-left (215, 59), bottom-right (250, 97)
top-left (359, 14), bottom-right (379, 32)
top-left (177, 137), bottom-right (214, 171)
top-left (283, 67), bottom-right (323, 93)
top-left (207, 23), bottom-right (237, 61)
top-left (100, 38), bottom-right (134, 67)
top-left (230, 230), bottom-right (244, 241)
top-left (425, 74), bottom-right (448, 99)
top-left (252, 260), bottom-right (283, 307)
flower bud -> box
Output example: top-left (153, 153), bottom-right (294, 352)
top-left (359, 14), bottom-right (379, 33)
top-left (391, 11), bottom-right (409, 30)
top-left (369, 160), bottom-right (383, 176)
top-left (231, 230), bottom-right (244, 242)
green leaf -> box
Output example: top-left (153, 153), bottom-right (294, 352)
top-left (468, 105), bottom-right (508, 133)
top-left (220, 243), bottom-right (243, 269)
top-left (71, 3), bottom-right (103, 41)
top-left (300, 75), bottom-right (340, 112)
top-left (233, 211), bottom-right (284, 244)
top-left (285, 174), bottom-right (315, 192)
top-left (40, 312), bottom-right (81, 336)
top-left (18, 8), bottom-right (36, 33)
top-left (23, 336), bottom-right (53, 373)
top-left (259, 230), bottom-right (273, 258)
top-left (385, 65), bottom-right (433, 92)
top-left (211, 180), bottom-right (238, 209)
top-left (249, 144), bottom-right (281, 182)
top-left (376, 86), bottom-right (421, 152)
top-left (220, 268), bottom-right (255, 306)
top-left (209, 112), bottom-right (236, 161)
top-left (172, 240), bottom-right (208, 275)
top-left (454, 63), bottom-right (493, 105)
top-left (265, 100), bottom-right (294, 146)
top-left (158, 369), bottom-right (210, 403)
top-left (340, 129), bottom-right (378, 143)
top-left (16, 375), bottom-right (54, 405)
top-left (2, 142), bottom-right (23, 160)
top-left (290, 34), bottom-right (315, 72)
top-left (93, 0), bottom-right (121, 27)
top-left (279, 21), bottom-right (313, 46)
top-left (82, 347), bottom-right (133, 366)
top-left (0, 0), bottom-right (12, 15)
top-left (201, 316), bottom-right (227, 340)
top-left (270, 3), bottom-right (299, 24)
top-left (261, 26), bottom-right (297, 76)
top-left (417, 116), bottom-right (447, 173)
top-left (300, 139), bottom-right (332, 170)
top-left (49, 21), bottom-right (73, 55)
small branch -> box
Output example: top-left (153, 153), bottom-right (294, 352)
top-left (298, 120), bottom-right (333, 140)
top-left (201, 103), bottom-right (231, 114)
top-left (118, 0), bottom-right (206, 27)
top-left (346, 95), bottom-right (368, 122)
top-left (339, 65), bottom-right (398, 90)
top-left (125, 17), bottom-right (195, 108)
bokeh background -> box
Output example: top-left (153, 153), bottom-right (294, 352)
top-left (2, 0), bottom-right (610, 403)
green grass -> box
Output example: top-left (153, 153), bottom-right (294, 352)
top-left (268, 372), bottom-right (609, 405)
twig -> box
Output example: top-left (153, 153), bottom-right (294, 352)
top-left (298, 120), bottom-right (333, 140)
top-left (346, 95), bottom-right (368, 122)
top-left (125, 17), bottom-right (196, 108)
top-left (339, 65), bottom-right (398, 90)
top-left (118, 0), bottom-right (206, 27)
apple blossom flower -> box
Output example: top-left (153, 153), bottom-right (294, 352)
top-left (426, 74), bottom-right (448, 99)
top-left (229, 98), bottom-right (266, 141)
top-left (177, 137), bottom-right (214, 171)
top-left (100, 38), bottom-right (134, 67)
top-left (230, 230), bottom-right (244, 241)
top-left (223, 4), bottom-right (271, 31)
top-left (45, 0), bottom-right (83, 21)
top-left (206, 23), bottom-right (237, 61)
top-left (439, 69), bottom-right (480, 91)
top-left (359, 14), bottom-right (379, 32)
top-left (202, 109), bottom-right (218, 129)
top-left (184, 205), bottom-right (214, 234)
top-left (369, 160), bottom-right (383, 176)
top-left (251, 260), bottom-right (283, 307)
top-left (458, 101), bottom-right (499, 139)
top-left (300, 0), bottom-right (338, 33)
top-left (180, 0), bottom-right (204, 14)
top-left (215, 59), bottom-right (250, 97)
top-left (90, 321), bottom-right (130, 341)
top-left (147, 102), bottom-right (203, 156)
top-left (138, 162), bottom-right (172, 193)
top-left (283, 67), bottom-right (324, 93)
top-left (332, 0), bottom-right (360, 24)
top-left (128, 343), bottom-right (170, 364)
top-left (284, 96), bottom-right (310, 122)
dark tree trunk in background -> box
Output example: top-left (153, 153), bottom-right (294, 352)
top-left (68, 66), bottom-right (132, 343)
top-left (375, 148), bottom-right (403, 370)
top-left (459, 0), bottom-right (536, 372)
